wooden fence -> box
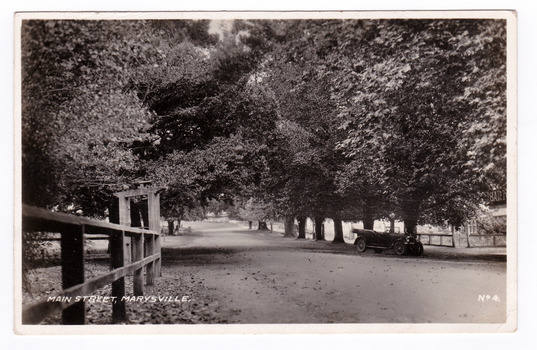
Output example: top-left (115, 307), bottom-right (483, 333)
top-left (417, 232), bottom-right (506, 248)
top-left (467, 234), bottom-right (506, 247)
top-left (21, 204), bottom-right (161, 325)
top-left (417, 233), bottom-right (454, 247)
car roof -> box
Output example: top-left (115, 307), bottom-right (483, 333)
top-left (351, 228), bottom-right (379, 234)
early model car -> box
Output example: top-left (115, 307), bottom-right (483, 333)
top-left (352, 228), bottom-right (424, 256)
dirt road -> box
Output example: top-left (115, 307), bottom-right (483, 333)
top-left (158, 221), bottom-right (506, 324)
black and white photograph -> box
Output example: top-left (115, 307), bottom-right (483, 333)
top-left (13, 10), bottom-right (517, 335)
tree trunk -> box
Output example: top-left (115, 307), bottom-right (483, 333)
top-left (258, 221), bottom-right (268, 230)
top-left (402, 197), bottom-right (421, 237)
top-left (404, 218), bottom-right (418, 236)
top-left (167, 220), bottom-right (174, 236)
top-left (362, 217), bottom-right (375, 230)
top-left (248, 221), bottom-right (253, 230)
top-left (297, 216), bottom-right (306, 239)
top-left (314, 217), bottom-right (325, 241)
top-left (332, 216), bottom-right (345, 243)
top-left (362, 197), bottom-right (375, 230)
top-left (283, 216), bottom-right (296, 238)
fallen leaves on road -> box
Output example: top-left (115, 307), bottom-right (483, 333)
top-left (22, 261), bottom-right (227, 325)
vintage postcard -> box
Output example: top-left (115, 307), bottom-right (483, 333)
top-left (13, 10), bottom-right (517, 335)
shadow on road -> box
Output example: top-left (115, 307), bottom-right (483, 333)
top-left (162, 228), bottom-right (506, 264)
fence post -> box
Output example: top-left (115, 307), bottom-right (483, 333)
top-left (110, 230), bottom-right (127, 323)
top-left (61, 224), bottom-right (86, 325)
top-left (147, 191), bottom-right (161, 277)
top-left (132, 233), bottom-right (144, 296)
top-left (117, 195), bottom-right (132, 266)
top-left (155, 234), bottom-right (162, 277)
top-left (145, 234), bottom-right (155, 285)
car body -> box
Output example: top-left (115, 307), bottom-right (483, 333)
top-left (352, 228), bottom-right (423, 256)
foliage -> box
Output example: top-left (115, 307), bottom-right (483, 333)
top-left (476, 212), bottom-right (507, 235)
top-left (143, 133), bottom-right (269, 219)
top-left (21, 20), bottom-right (164, 216)
top-left (21, 231), bottom-right (58, 295)
top-left (322, 19), bottom-right (507, 230)
top-left (237, 197), bottom-right (276, 223)
top-left (21, 18), bottom-right (507, 232)
top-left (131, 21), bottom-right (279, 219)
top-left (22, 232), bottom-right (57, 267)
top-left (258, 23), bottom-right (349, 225)
top-left (22, 20), bottom-right (222, 217)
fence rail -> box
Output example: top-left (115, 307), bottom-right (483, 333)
top-left (21, 204), bottom-right (161, 325)
top-left (417, 233), bottom-right (454, 247)
top-left (468, 234), bottom-right (506, 247)
top-left (418, 232), bottom-right (506, 248)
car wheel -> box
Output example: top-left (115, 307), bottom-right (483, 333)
top-left (394, 242), bottom-right (406, 255)
top-left (374, 248), bottom-right (383, 253)
top-left (413, 243), bottom-right (424, 256)
top-left (356, 237), bottom-right (367, 252)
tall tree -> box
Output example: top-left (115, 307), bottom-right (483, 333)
top-left (329, 19), bottom-right (507, 233)
top-left (259, 20), bottom-right (358, 242)
top-left (21, 19), bottom-right (234, 217)
top-left (131, 20), bottom-right (279, 220)
top-left (21, 20), bottom-right (166, 215)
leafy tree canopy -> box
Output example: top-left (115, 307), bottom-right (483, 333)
top-left (21, 18), bottom-right (507, 231)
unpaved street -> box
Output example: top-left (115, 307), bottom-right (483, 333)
top-left (159, 221), bottom-right (506, 324)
